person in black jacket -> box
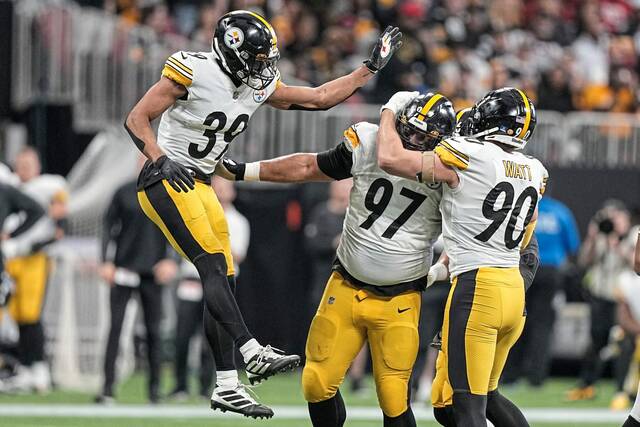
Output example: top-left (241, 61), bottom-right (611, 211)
top-left (95, 176), bottom-right (176, 404)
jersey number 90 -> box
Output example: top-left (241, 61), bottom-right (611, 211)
top-left (474, 181), bottom-right (538, 249)
top-left (189, 112), bottom-right (249, 160)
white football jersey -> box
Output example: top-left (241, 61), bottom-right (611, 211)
top-left (435, 136), bottom-right (548, 277)
top-left (336, 122), bottom-right (442, 287)
top-left (157, 50), bottom-right (280, 174)
top-left (20, 174), bottom-right (68, 209)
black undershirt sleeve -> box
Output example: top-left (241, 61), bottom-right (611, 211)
top-left (124, 120), bottom-right (146, 153)
top-left (316, 143), bottom-right (354, 180)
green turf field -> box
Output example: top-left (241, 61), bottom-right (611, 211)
top-left (0, 370), bottom-right (627, 427)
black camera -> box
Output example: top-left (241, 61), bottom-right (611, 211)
top-left (594, 211), bottom-right (615, 235)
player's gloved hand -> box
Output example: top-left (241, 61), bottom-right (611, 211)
top-left (0, 272), bottom-right (14, 308)
top-left (215, 158), bottom-right (246, 181)
top-left (426, 262), bottom-right (449, 288)
top-left (154, 155), bottom-right (195, 193)
top-left (381, 91), bottom-right (419, 116)
top-left (364, 26), bottom-right (403, 74)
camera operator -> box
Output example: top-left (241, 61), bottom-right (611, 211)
top-left (567, 200), bottom-right (633, 401)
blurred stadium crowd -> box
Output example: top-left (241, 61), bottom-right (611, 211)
top-left (76, 0), bottom-right (640, 112)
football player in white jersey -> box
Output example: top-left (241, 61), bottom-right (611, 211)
top-left (1, 147), bottom-right (68, 394)
top-left (217, 92), bottom-right (456, 427)
top-left (377, 87), bottom-right (548, 426)
top-left (124, 10), bottom-right (403, 418)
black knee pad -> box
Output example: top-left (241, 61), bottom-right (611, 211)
top-left (433, 406), bottom-right (456, 427)
top-left (383, 406), bottom-right (417, 427)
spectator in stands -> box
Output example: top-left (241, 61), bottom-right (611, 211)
top-left (168, 176), bottom-right (249, 400)
top-left (504, 192), bottom-right (581, 387)
top-left (96, 159), bottom-right (176, 404)
top-left (567, 200), bottom-right (633, 401)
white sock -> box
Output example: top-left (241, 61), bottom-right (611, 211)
top-left (215, 370), bottom-right (239, 388)
top-left (239, 338), bottom-right (261, 363)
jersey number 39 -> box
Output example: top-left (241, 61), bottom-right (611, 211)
top-left (189, 112), bottom-right (249, 160)
top-left (474, 181), bottom-right (538, 249)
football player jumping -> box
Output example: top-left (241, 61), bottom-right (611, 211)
top-left (217, 92), bottom-right (456, 427)
top-left (124, 10), bottom-right (402, 419)
top-left (377, 87), bottom-right (548, 426)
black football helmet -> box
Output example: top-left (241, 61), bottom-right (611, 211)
top-left (396, 93), bottom-right (456, 151)
top-left (466, 87), bottom-right (537, 149)
top-left (454, 107), bottom-right (472, 136)
top-left (213, 10), bottom-right (280, 90)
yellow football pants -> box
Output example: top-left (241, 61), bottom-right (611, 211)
top-left (138, 180), bottom-right (234, 275)
top-left (302, 272), bottom-right (421, 417)
top-left (5, 252), bottom-right (49, 324)
top-left (432, 267), bottom-right (525, 406)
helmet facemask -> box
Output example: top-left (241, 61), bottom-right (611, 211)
top-left (238, 48), bottom-right (280, 90)
top-left (396, 115), bottom-right (443, 152)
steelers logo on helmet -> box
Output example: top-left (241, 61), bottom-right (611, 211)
top-left (224, 27), bottom-right (245, 50)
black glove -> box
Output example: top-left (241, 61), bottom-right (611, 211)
top-left (215, 157), bottom-right (246, 181)
top-left (0, 272), bottom-right (14, 308)
top-left (364, 26), bottom-right (403, 74)
top-left (155, 155), bottom-right (195, 193)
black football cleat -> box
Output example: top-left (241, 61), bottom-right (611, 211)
top-left (245, 345), bottom-right (300, 385)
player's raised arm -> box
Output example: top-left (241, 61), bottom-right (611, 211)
top-left (267, 26), bottom-right (402, 111)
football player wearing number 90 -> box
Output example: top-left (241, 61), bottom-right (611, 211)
top-left (377, 87), bottom-right (548, 426)
top-left (124, 9), bottom-right (403, 419)
top-left (216, 92), bottom-right (456, 427)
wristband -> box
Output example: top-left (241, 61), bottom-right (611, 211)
top-left (244, 162), bottom-right (261, 181)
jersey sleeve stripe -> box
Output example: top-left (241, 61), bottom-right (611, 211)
top-left (166, 57), bottom-right (193, 77)
top-left (162, 65), bottom-right (193, 87)
top-left (515, 89), bottom-right (531, 139)
top-left (435, 145), bottom-right (469, 170)
top-left (439, 140), bottom-right (469, 162)
top-left (164, 62), bottom-right (192, 80)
